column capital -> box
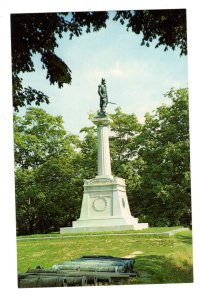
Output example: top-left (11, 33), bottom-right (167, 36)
top-left (91, 114), bottom-right (112, 127)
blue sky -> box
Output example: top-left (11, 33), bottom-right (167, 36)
top-left (19, 11), bottom-right (188, 134)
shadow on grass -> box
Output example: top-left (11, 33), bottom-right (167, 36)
top-left (175, 234), bottom-right (193, 246)
top-left (128, 255), bottom-right (193, 284)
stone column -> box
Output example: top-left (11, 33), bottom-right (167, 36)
top-left (92, 115), bottom-right (112, 178)
top-left (60, 113), bottom-right (149, 233)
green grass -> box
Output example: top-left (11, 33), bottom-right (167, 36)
top-left (17, 226), bottom-right (183, 239)
top-left (17, 228), bottom-right (193, 284)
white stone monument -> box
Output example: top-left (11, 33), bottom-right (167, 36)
top-left (60, 79), bottom-right (148, 233)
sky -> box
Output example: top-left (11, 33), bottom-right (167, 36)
top-left (19, 11), bottom-right (188, 135)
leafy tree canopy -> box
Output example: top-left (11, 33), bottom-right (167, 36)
top-left (14, 107), bottom-right (79, 169)
top-left (11, 12), bottom-right (109, 111)
top-left (14, 107), bottom-right (82, 234)
top-left (114, 10), bottom-right (187, 55)
top-left (11, 10), bottom-right (187, 111)
top-left (14, 88), bottom-right (191, 234)
top-left (134, 88), bottom-right (190, 226)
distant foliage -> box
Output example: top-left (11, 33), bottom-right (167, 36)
top-left (14, 88), bottom-right (191, 234)
top-left (14, 108), bottom-right (82, 234)
top-left (132, 88), bottom-right (191, 226)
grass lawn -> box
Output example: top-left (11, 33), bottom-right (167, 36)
top-left (17, 226), bottom-right (183, 239)
top-left (17, 228), bottom-right (193, 285)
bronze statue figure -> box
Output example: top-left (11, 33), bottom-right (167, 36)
top-left (97, 79), bottom-right (117, 117)
top-left (98, 78), bottom-right (108, 116)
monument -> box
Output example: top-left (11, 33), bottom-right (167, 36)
top-left (60, 79), bottom-right (148, 233)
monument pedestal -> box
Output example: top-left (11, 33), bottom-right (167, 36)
top-left (60, 176), bottom-right (148, 233)
top-left (60, 113), bottom-right (148, 234)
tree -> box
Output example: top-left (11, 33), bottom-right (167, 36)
top-left (109, 107), bottom-right (142, 175)
top-left (134, 88), bottom-right (191, 226)
top-left (14, 108), bottom-right (82, 234)
top-left (78, 126), bottom-right (98, 179)
top-left (109, 108), bottom-right (144, 214)
top-left (15, 167), bottom-right (39, 234)
top-left (33, 155), bottom-right (83, 233)
top-left (11, 10), bottom-right (187, 111)
top-left (76, 97), bottom-right (191, 228)
top-left (11, 12), bottom-right (109, 111)
top-left (114, 10), bottom-right (187, 55)
top-left (14, 89), bottom-right (191, 233)
top-left (15, 155), bottom-right (83, 234)
top-left (14, 107), bottom-right (78, 169)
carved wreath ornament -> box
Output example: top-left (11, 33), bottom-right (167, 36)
top-left (92, 197), bottom-right (107, 212)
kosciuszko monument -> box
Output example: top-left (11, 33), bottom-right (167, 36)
top-left (60, 79), bottom-right (148, 233)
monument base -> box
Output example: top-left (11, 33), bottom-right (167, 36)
top-left (60, 176), bottom-right (148, 234)
top-left (60, 223), bottom-right (148, 234)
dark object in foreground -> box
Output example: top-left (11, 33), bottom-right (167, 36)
top-left (18, 255), bottom-right (137, 288)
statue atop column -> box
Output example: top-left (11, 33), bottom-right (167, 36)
top-left (60, 78), bottom-right (149, 234)
top-left (98, 78), bottom-right (108, 116)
